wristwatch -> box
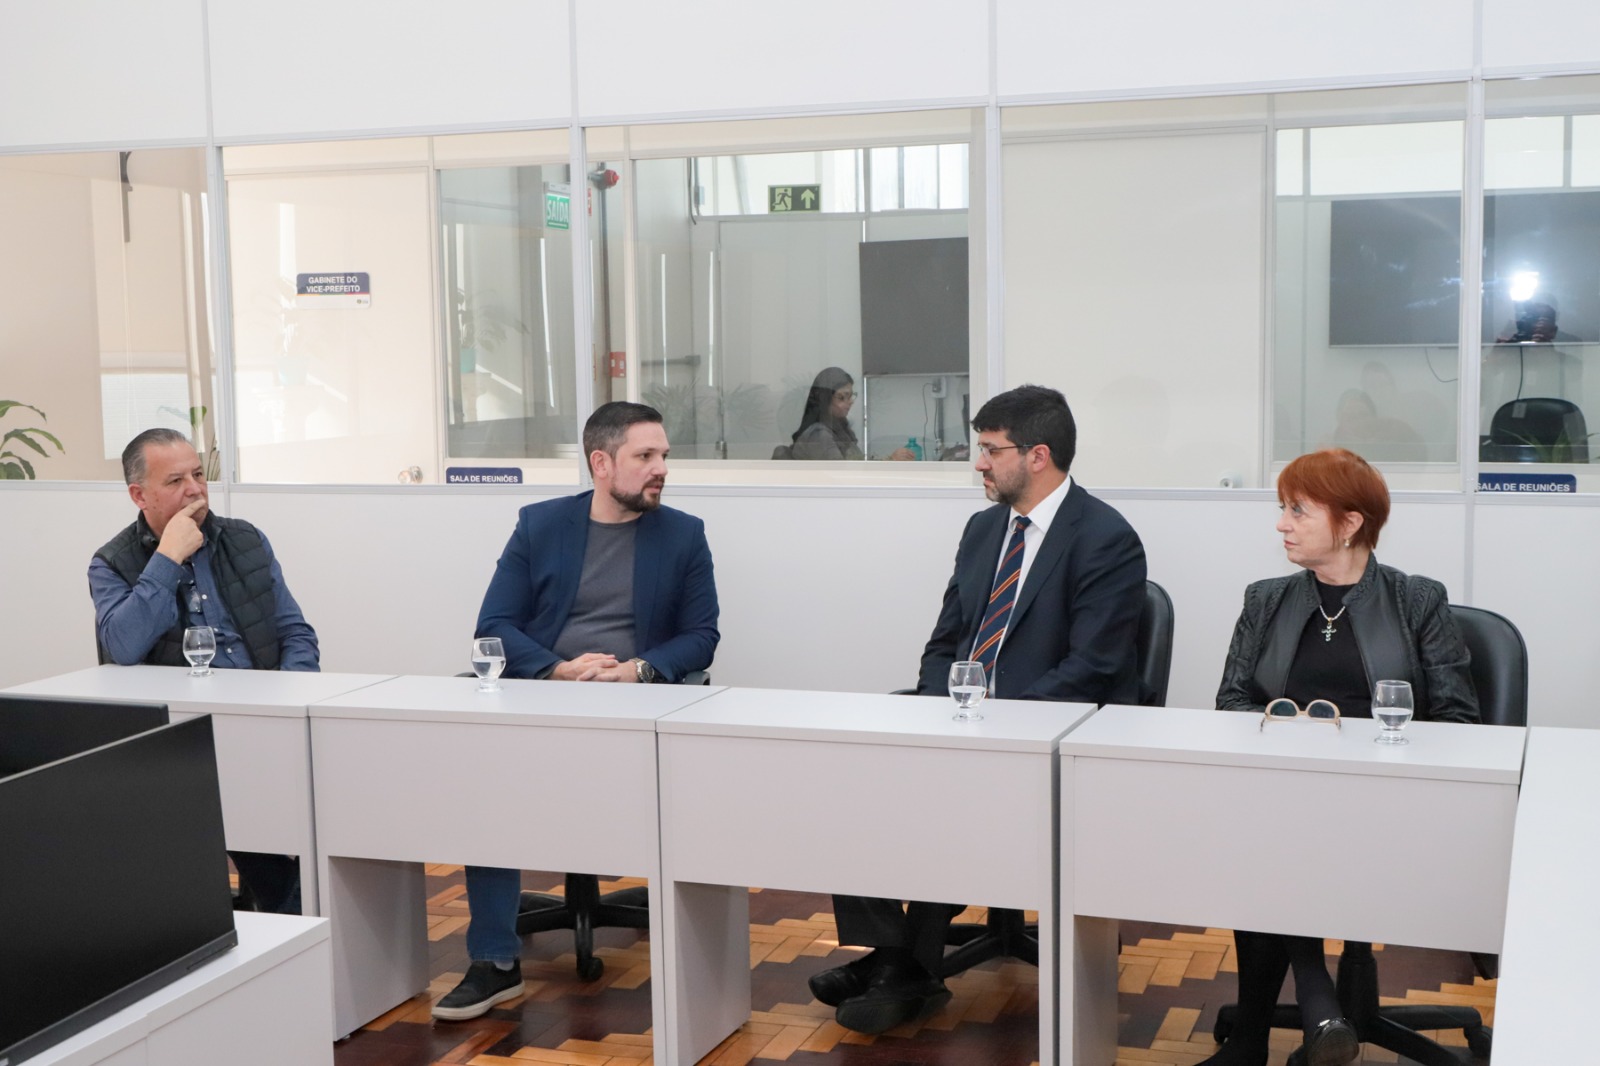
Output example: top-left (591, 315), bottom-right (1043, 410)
top-left (631, 657), bottom-right (659, 684)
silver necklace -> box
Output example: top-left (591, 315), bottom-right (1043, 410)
top-left (1318, 604), bottom-right (1347, 642)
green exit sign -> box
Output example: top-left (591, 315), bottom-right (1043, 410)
top-left (544, 182), bottom-right (570, 230)
top-left (768, 184), bottom-right (821, 213)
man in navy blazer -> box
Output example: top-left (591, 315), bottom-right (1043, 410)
top-left (816, 384), bottom-right (1147, 1035)
top-left (434, 401), bottom-right (719, 1021)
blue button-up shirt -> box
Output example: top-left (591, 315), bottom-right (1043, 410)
top-left (88, 531), bottom-right (319, 672)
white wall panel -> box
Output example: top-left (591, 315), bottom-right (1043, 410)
top-left (1004, 131), bottom-right (1265, 489)
top-left (0, 485), bottom-right (133, 689)
top-left (574, 0), bottom-right (988, 119)
top-left (996, 0), bottom-right (1475, 99)
top-left (1483, 0), bottom-right (1600, 72)
top-left (208, 0), bottom-right (570, 139)
top-left (1473, 501), bottom-right (1600, 728)
top-left (0, 0), bottom-right (207, 147)
top-left (229, 489), bottom-right (549, 677)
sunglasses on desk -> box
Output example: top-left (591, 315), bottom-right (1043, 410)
top-left (1260, 697), bottom-right (1341, 731)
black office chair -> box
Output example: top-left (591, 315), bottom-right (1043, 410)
top-left (939, 580), bottom-right (1176, 978)
top-left (1480, 397), bottom-right (1590, 463)
top-left (464, 669), bottom-right (709, 980)
top-left (1213, 605), bottom-right (1526, 1065)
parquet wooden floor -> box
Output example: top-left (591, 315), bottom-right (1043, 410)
top-left (330, 867), bottom-right (1495, 1066)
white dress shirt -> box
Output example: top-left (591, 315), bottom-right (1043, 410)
top-left (973, 474), bottom-right (1073, 664)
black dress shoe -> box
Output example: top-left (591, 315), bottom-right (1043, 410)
top-left (835, 960), bottom-right (951, 1035)
top-left (808, 952), bottom-right (879, 1007)
top-left (1302, 1017), bottom-right (1359, 1066)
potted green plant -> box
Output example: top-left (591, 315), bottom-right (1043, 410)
top-left (0, 401), bottom-right (65, 479)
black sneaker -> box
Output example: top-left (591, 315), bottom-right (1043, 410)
top-left (431, 961), bottom-right (525, 1021)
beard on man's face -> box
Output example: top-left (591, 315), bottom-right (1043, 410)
top-left (610, 480), bottom-right (664, 514)
top-left (983, 468), bottom-right (1025, 509)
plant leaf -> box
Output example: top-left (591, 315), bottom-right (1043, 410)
top-left (0, 459), bottom-right (27, 479)
top-left (30, 427), bottom-right (63, 451)
top-left (2, 429), bottom-right (50, 457)
top-left (0, 401), bottom-right (45, 422)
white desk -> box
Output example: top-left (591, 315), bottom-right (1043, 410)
top-left (1489, 725), bottom-right (1600, 1061)
top-left (308, 675), bottom-right (722, 1049)
top-left (1059, 705), bottom-right (1524, 1065)
top-left (28, 913), bottom-right (332, 1066)
top-left (3, 665), bottom-right (393, 918)
top-left (657, 687), bottom-right (1093, 1066)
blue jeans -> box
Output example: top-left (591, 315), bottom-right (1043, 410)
top-left (464, 865), bottom-right (522, 964)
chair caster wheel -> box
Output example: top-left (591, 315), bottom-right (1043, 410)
top-left (1212, 1018), bottom-right (1232, 1042)
top-left (1466, 1024), bottom-right (1492, 1058)
top-left (577, 956), bottom-right (604, 982)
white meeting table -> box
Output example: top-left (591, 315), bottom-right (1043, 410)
top-left (1490, 725), bottom-right (1600, 1061)
top-left (1059, 705), bottom-right (1525, 1065)
top-left (3, 664), bottom-right (394, 918)
top-left (656, 688), bottom-right (1094, 1066)
top-left (307, 675), bottom-right (723, 1048)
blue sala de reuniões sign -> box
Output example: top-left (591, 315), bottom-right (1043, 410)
top-left (445, 467), bottom-right (523, 485)
top-left (1477, 472), bottom-right (1577, 494)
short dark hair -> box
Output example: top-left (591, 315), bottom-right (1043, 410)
top-left (971, 385), bottom-right (1076, 472)
top-left (582, 402), bottom-right (664, 473)
top-left (121, 428), bottom-right (193, 486)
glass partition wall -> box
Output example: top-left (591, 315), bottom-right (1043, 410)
top-left (588, 110), bottom-right (985, 480)
top-left (1273, 84), bottom-right (1469, 490)
top-left (0, 148), bottom-right (214, 481)
top-left (223, 130), bottom-right (578, 486)
top-left (10, 86), bottom-right (1577, 490)
top-left (1001, 85), bottom-right (1470, 491)
top-left (1479, 75), bottom-right (1600, 492)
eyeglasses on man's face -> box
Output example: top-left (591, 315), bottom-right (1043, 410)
top-left (1260, 697), bottom-right (1342, 731)
top-left (975, 442), bottom-right (1026, 459)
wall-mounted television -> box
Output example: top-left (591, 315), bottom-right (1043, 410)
top-left (859, 237), bottom-right (969, 375)
top-left (1327, 190), bottom-right (1600, 346)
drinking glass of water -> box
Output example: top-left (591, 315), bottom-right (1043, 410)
top-left (1373, 680), bottom-right (1414, 744)
top-left (473, 637), bottom-right (506, 692)
top-left (948, 661), bottom-right (987, 722)
top-left (183, 626), bottom-right (216, 677)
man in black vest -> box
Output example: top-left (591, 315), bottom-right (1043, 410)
top-left (88, 427), bottom-right (320, 912)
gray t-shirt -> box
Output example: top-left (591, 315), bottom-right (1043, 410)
top-left (551, 519), bottom-right (637, 664)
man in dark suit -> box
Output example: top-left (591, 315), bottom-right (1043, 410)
top-left (814, 384), bottom-right (1147, 1034)
top-left (433, 401), bottom-right (719, 1021)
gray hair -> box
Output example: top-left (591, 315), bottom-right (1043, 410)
top-left (121, 428), bottom-right (193, 485)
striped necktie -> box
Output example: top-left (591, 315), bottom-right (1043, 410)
top-left (971, 515), bottom-right (1031, 675)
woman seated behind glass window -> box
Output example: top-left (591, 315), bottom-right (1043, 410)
top-left (1207, 447), bottom-right (1478, 1066)
top-left (781, 367), bottom-right (915, 461)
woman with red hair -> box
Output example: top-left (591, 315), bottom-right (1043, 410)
top-left (1205, 448), bottom-right (1478, 1066)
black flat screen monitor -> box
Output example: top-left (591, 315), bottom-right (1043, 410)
top-left (859, 237), bottom-right (969, 375)
top-left (0, 714), bottom-right (237, 1064)
top-left (1327, 190), bottom-right (1600, 345)
top-left (0, 694), bottom-right (170, 777)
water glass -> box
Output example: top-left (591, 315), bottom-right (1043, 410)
top-left (473, 637), bottom-right (506, 692)
top-left (948, 660), bottom-right (987, 722)
top-left (183, 626), bottom-right (216, 677)
top-left (1373, 679), bottom-right (1414, 744)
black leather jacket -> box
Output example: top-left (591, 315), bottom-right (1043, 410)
top-left (1215, 555), bottom-right (1479, 723)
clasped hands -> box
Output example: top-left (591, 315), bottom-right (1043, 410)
top-left (550, 652), bottom-right (637, 683)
